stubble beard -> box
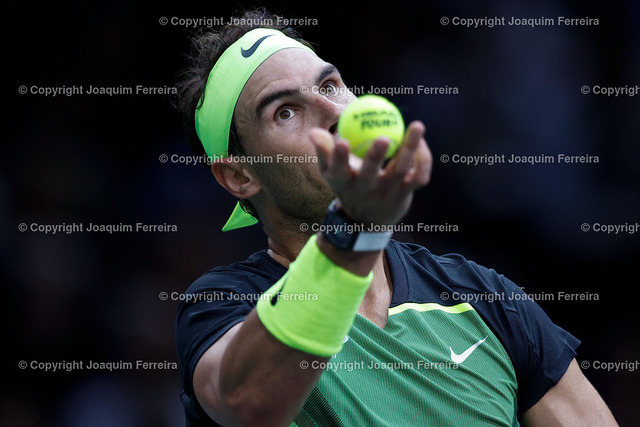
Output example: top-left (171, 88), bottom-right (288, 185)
top-left (255, 161), bottom-right (336, 232)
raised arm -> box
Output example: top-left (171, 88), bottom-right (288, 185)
top-left (192, 123), bottom-right (431, 425)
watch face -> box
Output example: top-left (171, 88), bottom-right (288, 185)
top-left (323, 210), bottom-right (358, 250)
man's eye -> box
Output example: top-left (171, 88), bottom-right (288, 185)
top-left (277, 108), bottom-right (296, 120)
top-left (321, 81), bottom-right (337, 95)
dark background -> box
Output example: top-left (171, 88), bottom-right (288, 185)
top-left (4, 0), bottom-right (639, 425)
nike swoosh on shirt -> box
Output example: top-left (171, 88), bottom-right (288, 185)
top-left (241, 35), bottom-right (274, 58)
top-left (450, 336), bottom-right (488, 364)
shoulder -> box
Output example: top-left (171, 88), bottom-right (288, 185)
top-left (175, 250), bottom-right (286, 401)
top-left (184, 249), bottom-right (286, 298)
top-left (388, 239), bottom-right (492, 271)
top-left (387, 239), bottom-right (510, 295)
top-left (388, 239), bottom-right (580, 414)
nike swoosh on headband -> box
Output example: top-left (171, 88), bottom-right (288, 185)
top-left (241, 34), bottom-right (275, 58)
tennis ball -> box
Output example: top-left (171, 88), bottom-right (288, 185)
top-left (337, 95), bottom-right (405, 159)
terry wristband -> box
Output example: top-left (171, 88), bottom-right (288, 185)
top-left (256, 234), bottom-right (373, 357)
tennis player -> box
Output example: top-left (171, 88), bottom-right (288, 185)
top-left (175, 9), bottom-right (617, 426)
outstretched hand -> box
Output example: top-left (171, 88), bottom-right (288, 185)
top-left (310, 121), bottom-right (432, 226)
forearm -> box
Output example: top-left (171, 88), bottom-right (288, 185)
top-left (216, 310), bottom-right (327, 426)
top-left (203, 235), bottom-right (377, 425)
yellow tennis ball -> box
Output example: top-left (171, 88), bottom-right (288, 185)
top-left (337, 95), bottom-right (405, 159)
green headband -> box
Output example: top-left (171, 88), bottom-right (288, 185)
top-left (195, 28), bottom-right (315, 231)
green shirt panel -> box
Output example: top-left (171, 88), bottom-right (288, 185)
top-left (293, 303), bottom-right (518, 426)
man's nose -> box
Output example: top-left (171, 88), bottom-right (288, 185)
top-left (312, 94), bottom-right (353, 133)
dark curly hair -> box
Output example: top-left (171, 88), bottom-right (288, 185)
top-left (174, 8), bottom-right (313, 221)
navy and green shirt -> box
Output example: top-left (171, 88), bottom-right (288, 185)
top-left (176, 239), bottom-right (579, 426)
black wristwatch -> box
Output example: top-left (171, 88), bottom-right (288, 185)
top-left (321, 199), bottom-right (392, 251)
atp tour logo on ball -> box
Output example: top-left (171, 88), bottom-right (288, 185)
top-left (338, 95), bottom-right (405, 159)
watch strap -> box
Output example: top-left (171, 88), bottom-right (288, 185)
top-left (322, 199), bottom-right (392, 252)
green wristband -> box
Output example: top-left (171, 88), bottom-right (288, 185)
top-left (256, 235), bottom-right (373, 357)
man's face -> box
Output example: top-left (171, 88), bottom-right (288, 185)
top-left (234, 48), bottom-right (356, 223)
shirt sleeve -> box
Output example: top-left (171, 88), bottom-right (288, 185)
top-left (460, 260), bottom-right (581, 414)
top-left (498, 275), bottom-right (581, 413)
top-left (175, 269), bottom-right (272, 398)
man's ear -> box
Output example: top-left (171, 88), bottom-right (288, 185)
top-left (211, 160), bottom-right (261, 199)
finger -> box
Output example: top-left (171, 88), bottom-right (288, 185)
top-left (309, 127), bottom-right (334, 172)
top-left (384, 121), bottom-right (424, 184)
top-left (327, 137), bottom-right (352, 186)
top-left (359, 137), bottom-right (389, 181)
top-left (393, 121), bottom-right (425, 174)
top-left (404, 138), bottom-right (432, 189)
